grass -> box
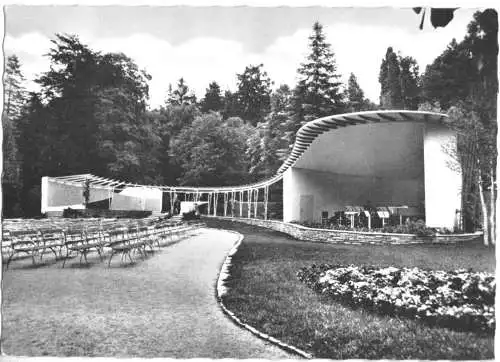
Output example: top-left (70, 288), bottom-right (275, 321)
top-left (1, 238), bottom-right (191, 357)
top-left (206, 218), bottom-right (495, 359)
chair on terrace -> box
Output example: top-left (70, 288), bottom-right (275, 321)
top-left (3, 229), bottom-right (46, 269)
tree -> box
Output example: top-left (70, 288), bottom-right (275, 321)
top-left (2, 55), bottom-right (27, 216)
top-left (379, 47), bottom-right (403, 109)
top-left (420, 39), bottom-right (475, 109)
top-left (420, 9), bottom-right (497, 245)
top-left (399, 56), bottom-right (421, 110)
top-left (17, 93), bottom-right (55, 216)
top-left (35, 34), bottom-right (103, 175)
top-left (200, 81), bottom-right (223, 113)
top-left (268, 84), bottom-right (295, 161)
top-left (4, 55), bottom-right (27, 120)
top-left (160, 103), bottom-right (200, 136)
top-left (170, 113), bottom-right (252, 186)
top-left (165, 78), bottom-right (197, 106)
top-left (221, 90), bottom-right (240, 119)
top-left (294, 22), bottom-right (344, 123)
top-left (345, 73), bottom-right (365, 112)
top-left (94, 87), bottom-right (158, 182)
top-left (246, 122), bottom-right (282, 180)
top-left (18, 34), bottom-right (153, 209)
top-left (235, 64), bottom-right (272, 126)
top-left (461, 9), bottom-right (498, 245)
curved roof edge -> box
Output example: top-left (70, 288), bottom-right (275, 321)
top-left (47, 110), bottom-right (447, 193)
top-left (277, 110), bottom-right (447, 174)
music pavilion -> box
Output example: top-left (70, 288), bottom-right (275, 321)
top-left (42, 110), bottom-right (461, 229)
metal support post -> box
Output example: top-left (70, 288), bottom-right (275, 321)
top-left (231, 191), bottom-right (235, 217)
top-left (170, 191), bottom-right (174, 214)
top-left (264, 186), bottom-right (269, 220)
top-left (247, 189), bottom-right (251, 218)
top-left (208, 193), bottom-right (212, 216)
top-left (239, 191), bottom-right (243, 217)
top-left (254, 189), bottom-right (259, 218)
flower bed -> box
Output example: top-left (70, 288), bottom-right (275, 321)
top-left (291, 219), bottom-right (459, 236)
top-left (297, 264), bottom-right (495, 333)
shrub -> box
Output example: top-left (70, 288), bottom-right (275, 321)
top-left (297, 264), bottom-right (495, 333)
top-left (291, 219), bottom-right (437, 236)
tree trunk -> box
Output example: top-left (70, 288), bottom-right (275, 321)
top-left (478, 173), bottom-right (490, 246)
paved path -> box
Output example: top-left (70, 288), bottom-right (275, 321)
top-left (3, 228), bottom-right (294, 358)
top-left (138, 227), bottom-right (295, 358)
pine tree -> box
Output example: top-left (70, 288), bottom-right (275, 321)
top-left (345, 73), bottom-right (365, 112)
top-left (421, 39), bottom-right (476, 110)
top-left (4, 55), bottom-right (27, 120)
top-left (221, 90), bottom-right (239, 119)
top-left (2, 55), bottom-right (27, 216)
top-left (379, 47), bottom-right (403, 109)
top-left (200, 81), bottom-right (223, 113)
top-left (294, 22), bottom-right (344, 125)
top-left (399, 56), bottom-right (421, 110)
top-left (166, 78), bottom-right (197, 106)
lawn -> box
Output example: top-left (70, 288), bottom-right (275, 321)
top-left (206, 218), bottom-right (495, 359)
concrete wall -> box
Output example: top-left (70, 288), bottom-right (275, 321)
top-left (41, 178), bottom-right (163, 213)
top-left (294, 122), bottom-right (425, 178)
top-left (423, 123), bottom-right (462, 229)
top-left (42, 178), bottom-right (111, 212)
top-left (114, 187), bottom-right (163, 212)
top-left (283, 167), bottom-right (424, 223)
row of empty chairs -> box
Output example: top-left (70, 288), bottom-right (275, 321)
top-left (1, 216), bottom-right (203, 269)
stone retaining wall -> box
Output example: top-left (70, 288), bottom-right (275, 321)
top-left (209, 216), bottom-right (482, 245)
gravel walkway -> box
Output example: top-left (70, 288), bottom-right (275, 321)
top-left (2, 228), bottom-right (294, 358)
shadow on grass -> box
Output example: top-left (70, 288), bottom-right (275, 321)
top-left (65, 261), bottom-right (102, 269)
top-left (5, 257), bottom-right (61, 270)
top-left (107, 261), bottom-right (140, 268)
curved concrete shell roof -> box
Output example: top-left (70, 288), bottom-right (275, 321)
top-left (278, 110), bottom-right (447, 174)
top-left (48, 110), bottom-right (447, 192)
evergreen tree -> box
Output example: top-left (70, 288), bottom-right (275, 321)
top-left (221, 90), bottom-right (240, 119)
top-left (421, 39), bottom-right (475, 109)
top-left (268, 84), bottom-right (294, 161)
top-left (379, 47), bottom-right (403, 109)
top-left (399, 56), bottom-right (421, 110)
top-left (294, 22), bottom-right (344, 124)
top-left (17, 93), bottom-right (54, 215)
top-left (200, 81), bottom-right (223, 113)
top-left (235, 64), bottom-right (272, 126)
top-left (345, 73), bottom-right (365, 112)
top-left (4, 55), bottom-right (27, 120)
top-left (166, 77), bottom-right (197, 106)
top-left (2, 55), bottom-right (27, 216)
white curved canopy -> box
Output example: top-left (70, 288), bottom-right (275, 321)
top-left (278, 110), bottom-right (447, 174)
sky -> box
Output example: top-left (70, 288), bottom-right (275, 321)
top-left (3, 5), bottom-right (484, 109)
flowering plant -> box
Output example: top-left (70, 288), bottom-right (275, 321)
top-left (297, 264), bottom-right (495, 333)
